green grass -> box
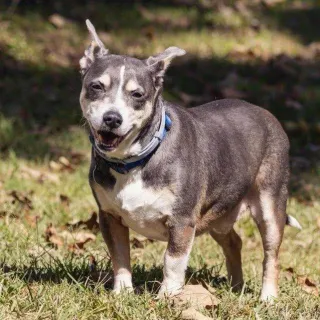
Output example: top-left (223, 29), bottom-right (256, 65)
top-left (0, 152), bottom-right (319, 319)
top-left (0, 0), bottom-right (320, 319)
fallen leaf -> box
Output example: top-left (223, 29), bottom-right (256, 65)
top-left (283, 267), bottom-right (295, 281)
top-left (68, 237), bottom-right (94, 253)
top-left (44, 223), bottom-right (64, 248)
top-left (48, 234), bottom-right (64, 248)
top-left (130, 235), bottom-right (154, 249)
top-left (138, 5), bottom-right (192, 28)
top-left (297, 276), bottom-right (319, 296)
top-left (59, 230), bottom-right (96, 243)
top-left (69, 150), bottom-right (87, 164)
top-left (59, 156), bottom-right (71, 167)
top-left (131, 237), bottom-right (145, 249)
top-left (49, 157), bottom-right (74, 172)
top-left (49, 160), bottom-right (63, 171)
top-left (44, 223), bottom-right (96, 252)
top-left (181, 308), bottom-right (213, 320)
top-left (20, 165), bottom-right (59, 183)
top-left (188, 279), bottom-right (216, 295)
top-left (25, 214), bottom-right (40, 228)
top-left (172, 284), bottom-right (220, 310)
top-left (59, 194), bottom-right (70, 207)
top-left (48, 14), bottom-right (68, 28)
top-left (66, 212), bottom-right (99, 233)
top-left (9, 190), bottom-right (33, 210)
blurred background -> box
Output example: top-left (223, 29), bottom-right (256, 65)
top-left (1, 0), bottom-right (319, 201)
top-left (0, 2), bottom-right (319, 318)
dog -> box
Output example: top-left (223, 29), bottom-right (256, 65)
top-left (79, 20), bottom-right (301, 301)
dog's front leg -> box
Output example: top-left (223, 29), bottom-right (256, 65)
top-left (99, 211), bottom-right (133, 293)
top-left (158, 224), bottom-right (195, 297)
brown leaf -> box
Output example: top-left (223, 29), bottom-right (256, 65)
top-left (59, 194), bottom-right (70, 207)
top-left (25, 214), bottom-right (40, 228)
top-left (131, 237), bottom-right (145, 249)
top-left (138, 5), bottom-right (191, 28)
top-left (48, 234), bottom-right (64, 248)
top-left (181, 308), bottom-right (213, 320)
top-left (44, 223), bottom-right (64, 248)
top-left (283, 267), bottom-right (295, 281)
top-left (20, 166), bottom-right (59, 183)
top-left (69, 151), bottom-right (87, 164)
top-left (189, 279), bottom-right (216, 295)
top-left (317, 216), bottom-right (320, 229)
top-left (44, 223), bottom-right (96, 251)
top-left (297, 276), bottom-right (319, 296)
top-left (48, 14), bottom-right (68, 29)
top-left (59, 156), bottom-right (71, 167)
top-left (173, 285), bottom-right (220, 310)
top-left (49, 157), bottom-right (74, 172)
top-left (9, 190), bottom-right (33, 210)
top-left (131, 235), bottom-right (154, 249)
top-left (68, 237), bottom-right (93, 253)
top-left (66, 212), bottom-right (99, 233)
top-left (49, 160), bottom-right (63, 171)
top-left (59, 230), bottom-right (96, 243)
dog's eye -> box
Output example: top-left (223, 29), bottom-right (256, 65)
top-left (131, 91), bottom-right (143, 99)
top-left (90, 82), bottom-right (104, 91)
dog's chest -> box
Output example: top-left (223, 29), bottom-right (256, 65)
top-left (93, 169), bottom-right (175, 241)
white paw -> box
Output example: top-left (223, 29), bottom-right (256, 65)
top-left (260, 284), bottom-right (278, 302)
top-left (157, 280), bottom-right (184, 298)
top-left (113, 274), bottom-right (133, 294)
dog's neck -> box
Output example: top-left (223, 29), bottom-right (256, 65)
top-left (133, 98), bottom-right (164, 152)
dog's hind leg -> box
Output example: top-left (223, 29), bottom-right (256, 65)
top-left (210, 228), bottom-right (244, 291)
top-left (250, 183), bottom-right (287, 301)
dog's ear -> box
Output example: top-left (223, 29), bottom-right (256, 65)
top-left (79, 19), bottom-right (108, 76)
top-left (145, 47), bottom-right (186, 87)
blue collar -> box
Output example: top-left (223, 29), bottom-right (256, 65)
top-left (90, 107), bottom-right (172, 174)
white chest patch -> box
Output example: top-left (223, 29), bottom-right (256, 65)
top-left (93, 169), bottom-right (175, 241)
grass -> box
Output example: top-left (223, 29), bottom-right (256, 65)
top-left (0, 0), bottom-right (320, 319)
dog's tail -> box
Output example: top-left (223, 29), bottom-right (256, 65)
top-left (286, 215), bottom-right (302, 229)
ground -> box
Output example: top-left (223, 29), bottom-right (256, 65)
top-left (0, 1), bottom-right (319, 319)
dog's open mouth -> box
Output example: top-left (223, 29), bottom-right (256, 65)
top-left (95, 130), bottom-right (125, 151)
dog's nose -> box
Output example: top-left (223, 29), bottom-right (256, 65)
top-left (103, 111), bottom-right (123, 129)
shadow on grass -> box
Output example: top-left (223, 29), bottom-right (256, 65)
top-left (1, 259), bottom-right (230, 294)
top-left (259, 3), bottom-right (320, 44)
top-left (0, 1), bottom-right (319, 200)
top-left (5, 0), bottom-right (320, 42)
top-left (1, 45), bottom-right (320, 159)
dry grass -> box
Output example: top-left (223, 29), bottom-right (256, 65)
top-left (0, 1), bottom-right (319, 319)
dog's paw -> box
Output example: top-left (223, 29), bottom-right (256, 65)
top-left (260, 285), bottom-right (278, 303)
top-left (157, 281), bottom-right (184, 299)
top-left (112, 286), bottom-right (134, 295)
top-left (113, 274), bottom-right (133, 294)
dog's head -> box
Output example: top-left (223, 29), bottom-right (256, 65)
top-left (79, 20), bottom-right (185, 158)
